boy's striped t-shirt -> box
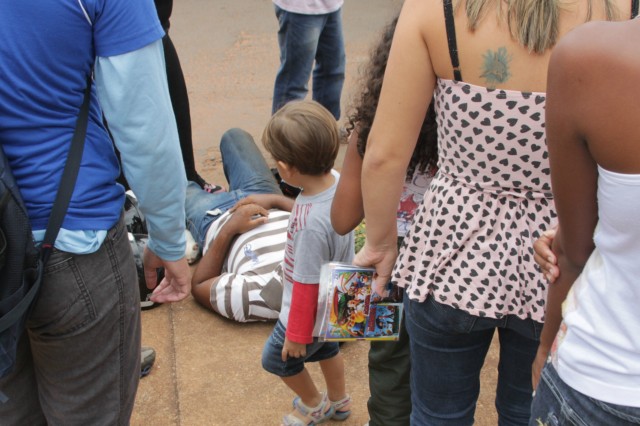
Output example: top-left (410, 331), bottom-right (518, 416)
top-left (203, 209), bottom-right (289, 322)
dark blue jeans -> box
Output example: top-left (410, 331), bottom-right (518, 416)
top-left (272, 6), bottom-right (345, 120)
top-left (530, 363), bottom-right (640, 426)
top-left (405, 295), bottom-right (542, 426)
top-left (261, 320), bottom-right (340, 378)
top-left (185, 128), bottom-right (282, 248)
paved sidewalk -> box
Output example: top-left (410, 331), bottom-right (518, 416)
top-left (132, 294), bottom-right (499, 426)
top-left (131, 1), bottom-right (499, 424)
top-left (132, 297), bottom-right (372, 425)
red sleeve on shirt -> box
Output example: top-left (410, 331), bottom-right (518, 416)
top-left (286, 281), bottom-right (319, 344)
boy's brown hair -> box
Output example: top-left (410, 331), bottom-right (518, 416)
top-left (262, 100), bottom-right (339, 175)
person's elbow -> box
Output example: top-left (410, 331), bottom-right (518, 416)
top-left (555, 238), bottom-right (594, 275)
top-left (331, 217), bottom-right (356, 236)
top-left (330, 207), bottom-right (362, 235)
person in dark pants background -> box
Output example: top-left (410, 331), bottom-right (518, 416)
top-left (154, 0), bottom-right (216, 191)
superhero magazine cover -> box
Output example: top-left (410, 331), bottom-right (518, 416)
top-left (317, 263), bottom-right (403, 341)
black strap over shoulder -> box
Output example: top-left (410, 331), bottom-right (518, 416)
top-left (442, 1), bottom-right (639, 78)
top-left (0, 73), bottom-right (91, 338)
top-left (443, 0), bottom-right (463, 81)
top-left (40, 73), bottom-right (92, 263)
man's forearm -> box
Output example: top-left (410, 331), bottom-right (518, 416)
top-left (273, 195), bottom-right (295, 212)
top-left (191, 227), bottom-right (236, 285)
top-left (95, 40), bottom-right (187, 260)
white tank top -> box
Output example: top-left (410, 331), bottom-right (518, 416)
top-left (555, 166), bottom-right (640, 407)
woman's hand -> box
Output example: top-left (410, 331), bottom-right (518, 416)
top-left (531, 346), bottom-right (549, 392)
top-left (534, 228), bottom-right (559, 283)
top-left (354, 240), bottom-right (398, 297)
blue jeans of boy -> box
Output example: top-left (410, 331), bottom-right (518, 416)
top-left (405, 295), bottom-right (542, 426)
top-left (272, 6), bottom-right (345, 120)
top-left (185, 127), bottom-right (282, 248)
top-left (262, 320), bottom-right (340, 378)
top-left (530, 363), bottom-right (640, 426)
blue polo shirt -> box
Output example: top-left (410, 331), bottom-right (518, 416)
top-left (1, 0), bottom-right (187, 260)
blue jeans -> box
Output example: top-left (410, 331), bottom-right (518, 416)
top-left (0, 216), bottom-right (140, 425)
top-left (530, 363), bottom-right (640, 426)
top-left (405, 295), bottom-right (542, 426)
top-left (262, 320), bottom-right (340, 378)
top-left (272, 6), bottom-right (345, 120)
top-left (185, 127), bottom-right (282, 248)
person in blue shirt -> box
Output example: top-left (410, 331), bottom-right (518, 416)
top-left (0, 0), bottom-right (190, 423)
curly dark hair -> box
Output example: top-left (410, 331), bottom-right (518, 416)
top-left (347, 15), bottom-right (438, 178)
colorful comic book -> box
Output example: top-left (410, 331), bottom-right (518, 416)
top-left (317, 263), bottom-right (403, 341)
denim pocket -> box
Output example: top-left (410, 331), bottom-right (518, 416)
top-left (28, 254), bottom-right (97, 337)
top-left (271, 320), bottom-right (286, 346)
top-left (407, 295), bottom-right (478, 336)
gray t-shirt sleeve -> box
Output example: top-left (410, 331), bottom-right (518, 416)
top-left (291, 229), bottom-right (331, 284)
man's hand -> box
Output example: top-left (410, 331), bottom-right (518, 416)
top-left (534, 228), bottom-right (559, 283)
top-left (143, 247), bottom-right (191, 303)
top-left (225, 203), bottom-right (269, 234)
top-left (282, 337), bottom-right (307, 361)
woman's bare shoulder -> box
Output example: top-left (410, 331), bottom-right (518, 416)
top-left (551, 20), bottom-right (638, 71)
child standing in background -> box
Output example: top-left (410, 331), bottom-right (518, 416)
top-left (330, 15), bottom-right (438, 426)
top-left (261, 101), bottom-right (354, 425)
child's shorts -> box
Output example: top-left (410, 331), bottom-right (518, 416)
top-left (262, 320), bottom-right (340, 377)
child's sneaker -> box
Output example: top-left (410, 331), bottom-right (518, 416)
top-left (184, 230), bottom-right (200, 264)
top-left (284, 392), bottom-right (334, 425)
top-left (293, 393), bottom-right (351, 422)
top-left (330, 394), bottom-right (352, 421)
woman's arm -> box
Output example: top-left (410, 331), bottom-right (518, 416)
top-left (331, 131), bottom-right (365, 235)
top-left (355, 0), bottom-right (437, 288)
top-left (532, 33), bottom-right (599, 389)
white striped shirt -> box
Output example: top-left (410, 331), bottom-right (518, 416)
top-left (203, 209), bottom-right (289, 322)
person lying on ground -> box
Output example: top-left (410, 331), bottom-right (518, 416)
top-left (189, 127), bottom-right (293, 322)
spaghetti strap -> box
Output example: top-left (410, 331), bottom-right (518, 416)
top-left (442, 1), bottom-right (638, 79)
top-left (443, 0), bottom-right (463, 81)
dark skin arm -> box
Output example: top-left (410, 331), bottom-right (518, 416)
top-left (230, 193), bottom-right (294, 213)
top-left (331, 130), bottom-right (365, 235)
top-left (190, 203), bottom-right (269, 308)
top-left (531, 29), bottom-right (599, 390)
top-left (533, 20), bottom-right (640, 389)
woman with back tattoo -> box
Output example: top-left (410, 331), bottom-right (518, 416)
top-left (353, 0), bottom-right (638, 424)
